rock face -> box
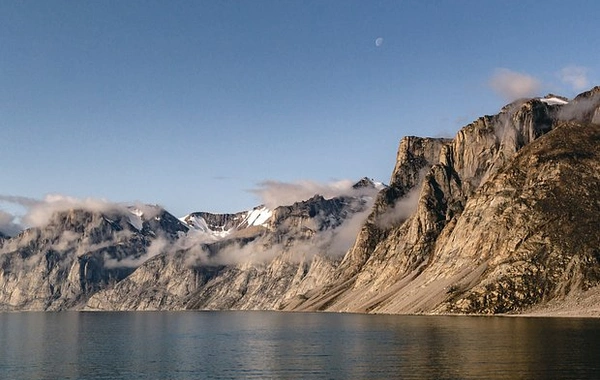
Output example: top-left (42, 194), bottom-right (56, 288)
top-left (2, 88), bottom-right (600, 315)
top-left (182, 212), bottom-right (246, 232)
top-left (181, 208), bottom-right (267, 235)
top-left (0, 207), bottom-right (188, 310)
top-left (291, 89), bottom-right (600, 315)
top-left (85, 188), bottom-right (376, 311)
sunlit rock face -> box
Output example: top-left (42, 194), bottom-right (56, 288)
top-left (292, 88), bottom-right (600, 315)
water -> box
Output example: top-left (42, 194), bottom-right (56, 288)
top-left (1, 312), bottom-right (599, 379)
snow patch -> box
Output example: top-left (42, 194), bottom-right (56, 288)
top-left (540, 97), bottom-right (569, 105)
top-left (180, 206), bottom-right (272, 239)
top-left (127, 208), bottom-right (144, 231)
top-left (179, 214), bottom-right (234, 238)
top-left (242, 206), bottom-right (272, 227)
top-left (373, 181), bottom-right (386, 190)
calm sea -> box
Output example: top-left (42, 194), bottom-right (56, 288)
top-left (1, 311), bottom-right (599, 379)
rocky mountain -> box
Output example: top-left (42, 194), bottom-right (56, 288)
top-left (1, 87), bottom-right (599, 315)
top-left (289, 88), bottom-right (600, 315)
top-left (85, 184), bottom-right (378, 311)
top-left (0, 206), bottom-right (188, 310)
top-left (180, 205), bottom-right (273, 239)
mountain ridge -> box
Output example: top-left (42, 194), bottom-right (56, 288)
top-left (1, 89), bottom-right (599, 316)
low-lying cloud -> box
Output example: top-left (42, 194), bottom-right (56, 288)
top-left (0, 210), bottom-right (23, 237)
top-left (200, 201), bottom-right (374, 266)
top-left (104, 236), bottom-right (170, 269)
top-left (250, 179), bottom-right (360, 209)
top-left (179, 193), bottom-right (377, 268)
top-left (375, 187), bottom-right (421, 228)
top-left (0, 193), bottom-right (164, 232)
top-left (558, 92), bottom-right (600, 124)
top-left (24, 194), bottom-right (128, 228)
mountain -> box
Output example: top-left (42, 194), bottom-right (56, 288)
top-left (0, 206), bottom-right (188, 310)
top-left (85, 183), bottom-right (379, 311)
top-left (1, 88), bottom-right (599, 315)
top-left (180, 206), bottom-right (273, 240)
top-left (289, 88), bottom-right (600, 315)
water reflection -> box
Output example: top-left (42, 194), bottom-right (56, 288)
top-left (1, 312), bottom-right (599, 379)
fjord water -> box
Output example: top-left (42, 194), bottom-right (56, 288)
top-left (1, 312), bottom-right (599, 379)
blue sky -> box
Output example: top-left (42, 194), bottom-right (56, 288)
top-left (1, 0), bottom-right (599, 218)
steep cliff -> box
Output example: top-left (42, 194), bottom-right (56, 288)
top-left (0, 207), bottom-right (187, 310)
top-left (292, 90), bottom-right (600, 315)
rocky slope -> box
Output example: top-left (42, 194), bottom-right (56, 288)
top-left (84, 185), bottom-right (378, 311)
top-left (0, 207), bottom-right (188, 310)
top-left (291, 89), bottom-right (600, 315)
top-left (2, 88), bottom-right (599, 315)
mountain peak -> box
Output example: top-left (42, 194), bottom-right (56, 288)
top-left (352, 178), bottom-right (387, 193)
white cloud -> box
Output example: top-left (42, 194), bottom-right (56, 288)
top-left (375, 187), bottom-right (421, 228)
top-left (104, 236), bottom-right (169, 269)
top-left (559, 66), bottom-right (590, 92)
top-left (202, 200), bottom-right (374, 266)
top-left (0, 194), bottom-right (160, 229)
top-left (21, 194), bottom-right (126, 228)
top-left (250, 179), bottom-right (357, 209)
top-left (0, 195), bottom-right (39, 208)
top-left (0, 210), bottom-right (23, 236)
top-left (489, 68), bottom-right (541, 101)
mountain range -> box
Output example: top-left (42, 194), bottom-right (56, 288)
top-left (1, 87), bottom-right (599, 316)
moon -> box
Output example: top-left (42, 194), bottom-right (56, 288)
top-left (375, 37), bottom-right (384, 47)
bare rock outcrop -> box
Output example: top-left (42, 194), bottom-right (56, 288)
top-left (0, 208), bottom-right (187, 310)
top-left (293, 92), bottom-right (600, 315)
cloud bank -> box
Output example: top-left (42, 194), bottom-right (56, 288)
top-left (250, 179), bottom-right (358, 209)
top-left (0, 193), bottom-right (165, 232)
top-left (194, 199), bottom-right (374, 266)
top-left (375, 187), bottom-right (421, 228)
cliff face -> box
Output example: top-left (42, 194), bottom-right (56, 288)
top-left (0, 208), bottom-right (187, 310)
top-left (292, 91), bottom-right (600, 315)
top-left (433, 121), bottom-right (600, 313)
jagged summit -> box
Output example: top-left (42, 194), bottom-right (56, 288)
top-left (559, 86), bottom-right (600, 124)
top-left (290, 87), bottom-right (600, 315)
top-left (352, 177), bottom-right (386, 190)
top-left (43, 206), bottom-right (188, 237)
top-left (181, 177), bottom-right (383, 240)
top-left (539, 94), bottom-right (569, 105)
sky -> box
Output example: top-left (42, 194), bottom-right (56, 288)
top-left (1, 0), bottom-right (599, 222)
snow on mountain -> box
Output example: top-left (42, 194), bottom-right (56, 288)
top-left (179, 206), bottom-right (273, 240)
top-left (540, 96), bottom-right (569, 105)
top-left (240, 206), bottom-right (272, 228)
top-left (127, 208), bottom-right (144, 231)
top-left (179, 214), bottom-right (232, 239)
top-left (373, 181), bottom-right (386, 190)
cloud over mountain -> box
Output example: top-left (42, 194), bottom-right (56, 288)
top-left (489, 68), bottom-right (541, 100)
